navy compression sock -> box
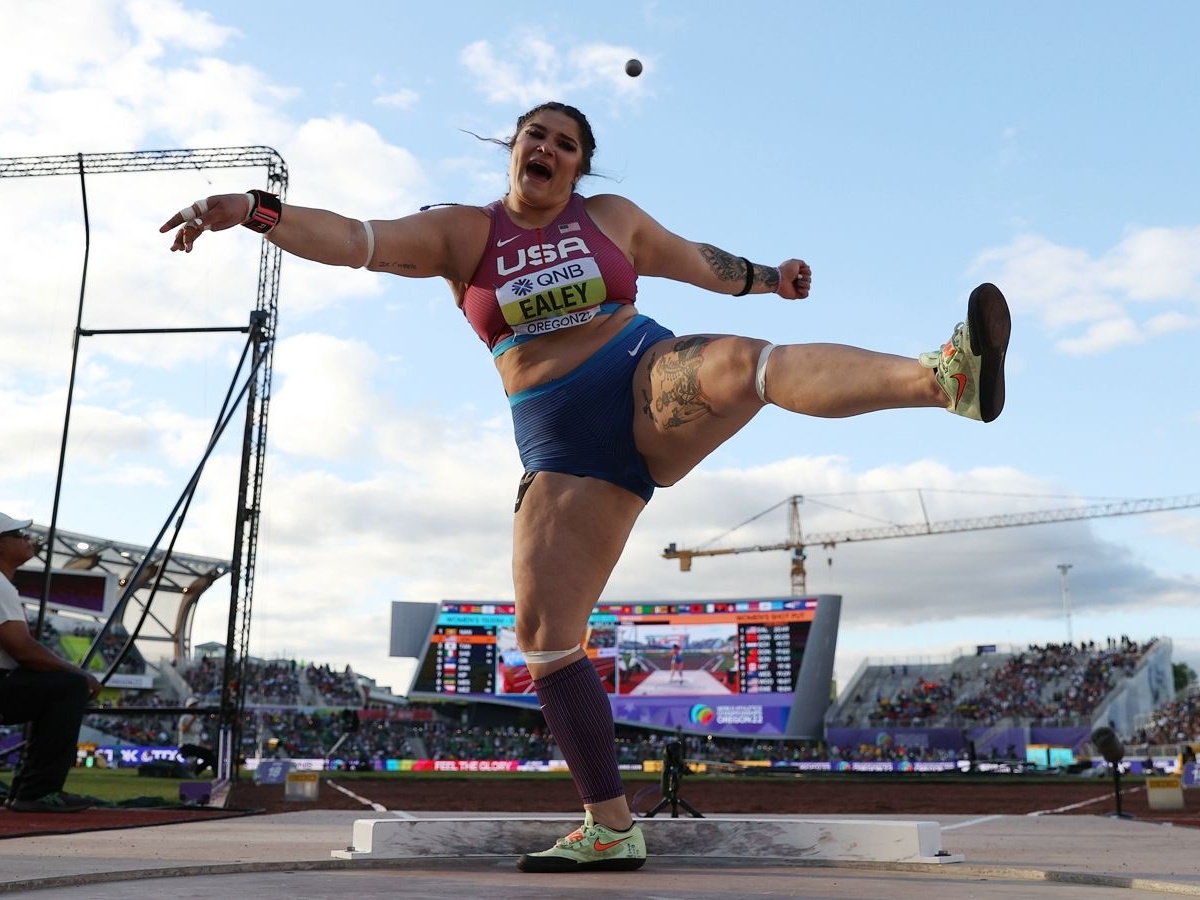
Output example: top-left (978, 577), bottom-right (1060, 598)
top-left (533, 656), bottom-right (625, 803)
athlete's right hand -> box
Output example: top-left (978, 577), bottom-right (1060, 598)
top-left (159, 193), bottom-right (253, 252)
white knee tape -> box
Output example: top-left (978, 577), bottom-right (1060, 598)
top-left (522, 644), bottom-right (581, 665)
top-left (755, 343), bottom-right (775, 403)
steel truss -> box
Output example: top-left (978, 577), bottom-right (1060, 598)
top-left (1, 147), bottom-right (288, 781)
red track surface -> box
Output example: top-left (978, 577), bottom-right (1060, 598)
top-left (2, 774), bottom-right (1193, 839)
top-left (232, 774), bottom-right (1200, 828)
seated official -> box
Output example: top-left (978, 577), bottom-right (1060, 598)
top-left (0, 513), bottom-right (102, 813)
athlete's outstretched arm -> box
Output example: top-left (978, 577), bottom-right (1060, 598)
top-left (160, 194), bottom-right (365, 266)
top-left (160, 195), bottom-right (484, 281)
top-left (588, 194), bottom-right (810, 300)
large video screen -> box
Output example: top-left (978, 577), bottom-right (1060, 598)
top-left (408, 597), bottom-right (821, 737)
top-left (12, 567), bottom-right (116, 616)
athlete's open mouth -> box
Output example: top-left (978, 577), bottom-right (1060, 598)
top-left (526, 160), bottom-right (552, 181)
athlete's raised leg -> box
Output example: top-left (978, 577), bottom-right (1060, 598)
top-left (631, 283), bottom-right (1010, 487)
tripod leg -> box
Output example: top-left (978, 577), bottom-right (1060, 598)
top-left (676, 796), bottom-right (705, 818)
top-left (644, 796), bottom-right (670, 818)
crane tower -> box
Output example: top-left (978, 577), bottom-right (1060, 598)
top-left (663, 493), bottom-right (1200, 595)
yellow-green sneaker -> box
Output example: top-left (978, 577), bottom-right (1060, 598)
top-left (517, 811), bottom-right (647, 872)
top-left (920, 283), bottom-right (1011, 423)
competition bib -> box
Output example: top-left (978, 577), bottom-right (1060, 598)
top-left (497, 257), bottom-right (608, 337)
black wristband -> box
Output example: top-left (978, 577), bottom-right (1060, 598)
top-left (734, 257), bottom-right (755, 297)
top-left (242, 189), bottom-right (282, 234)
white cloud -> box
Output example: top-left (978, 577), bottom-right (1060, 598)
top-left (286, 115), bottom-right (429, 217)
top-left (460, 36), bottom-right (560, 106)
top-left (0, 0), bottom-right (273, 155)
top-left (1, 1), bottom-right (128, 90)
top-left (460, 34), bottom-right (646, 108)
top-left (374, 89), bottom-right (419, 109)
top-left (125, 0), bottom-right (236, 55)
top-left (77, 464), bottom-right (170, 488)
top-left (147, 58), bottom-right (297, 149)
top-left (1107, 226), bottom-right (1200, 301)
top-left (1145, 310), bottom-right (1200, 335)
top-left (1057, 317), bottom-right (1141, 355)
top-left (270, 332), bottom-right (380, 459)
top-left (974, 226), bottom-right (1200, 354)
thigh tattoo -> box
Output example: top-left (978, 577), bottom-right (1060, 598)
top-left (641, 336), bottom-right (714, 428)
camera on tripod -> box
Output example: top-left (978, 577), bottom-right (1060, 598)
top-left (645, 739), bottom-right (703, 818)
top-left (661, 740), bottom-right (687, 795)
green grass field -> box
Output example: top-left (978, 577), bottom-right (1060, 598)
top-left (51, 767), bottom-right (202, 805)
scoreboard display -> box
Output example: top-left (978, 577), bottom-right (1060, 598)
top-left (406, 597), bottom-right (832, 737)
top-left (417, 624), bottom-right (497, 695)
top-left (737, 622), bottom-right (802, 693)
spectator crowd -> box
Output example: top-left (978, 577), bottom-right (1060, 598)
top-left (5, 637), bottom-right (1193, 772)
top-left (861, 637), bottom-right (1157, 728)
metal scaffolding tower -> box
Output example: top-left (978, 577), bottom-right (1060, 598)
top-left (0, 147), bottom-right (288, 781)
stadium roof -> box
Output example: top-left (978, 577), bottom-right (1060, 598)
top-left (19, 522), bottom-right (231, 664)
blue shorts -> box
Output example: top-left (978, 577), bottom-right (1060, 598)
top-left (509, 315), bottom-right (675, 502)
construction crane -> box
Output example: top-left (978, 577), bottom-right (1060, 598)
top-left (663, 493), bottom-right (1200, 596)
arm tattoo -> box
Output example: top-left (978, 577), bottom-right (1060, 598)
top-left (698, 244), bottom-right (743, 287)
top-left (375, 260), bottom-right (418, 270)
top-left (761, 265), bottom-right (780, 291)
top-left (701, 245), bottom-right (776, 292)
top-left (640, 337), bottom-right (715, 429)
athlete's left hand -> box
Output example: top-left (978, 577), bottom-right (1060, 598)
top-left (777, 259), bottom-right (812, 300)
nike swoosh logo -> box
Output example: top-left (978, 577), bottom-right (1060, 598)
top-left (950, 373), bottom-right (968, 406)
top-left (496, 235), bottom-right (521, 247)
top-left (593, 836), bottom-right (631, 852)
top-left (627, 334), bottom-right (647, 357)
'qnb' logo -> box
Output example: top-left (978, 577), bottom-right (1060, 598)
top-left (511, 277), bottom-right (534, 297)
top-left (689, 704), bottom-right (715, 725)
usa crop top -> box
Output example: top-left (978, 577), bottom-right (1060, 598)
top-left (461, 193), bottom-right (638, 357)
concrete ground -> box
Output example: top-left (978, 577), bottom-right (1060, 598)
top-left (0, 810), bottom-right (1197, 898)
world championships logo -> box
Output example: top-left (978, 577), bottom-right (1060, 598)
top-left (689, 704), bottom-right (715, 725)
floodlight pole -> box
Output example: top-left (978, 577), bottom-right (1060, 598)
top-left (1057, 563), bottom-right (1074, 645)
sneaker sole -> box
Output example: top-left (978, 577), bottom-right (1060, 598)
top-left (966, 282), bottom-right (1011, 423)
top-left (517, 854), bottom-right (647, 873)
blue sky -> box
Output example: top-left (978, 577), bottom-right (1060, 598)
top-left (2, 0), bottom-right (1197, 696)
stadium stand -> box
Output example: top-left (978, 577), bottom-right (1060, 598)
top-left (5, 636), bottom-right (1193, 776)
top-left (831, 637), bottom-right (1160, 730)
